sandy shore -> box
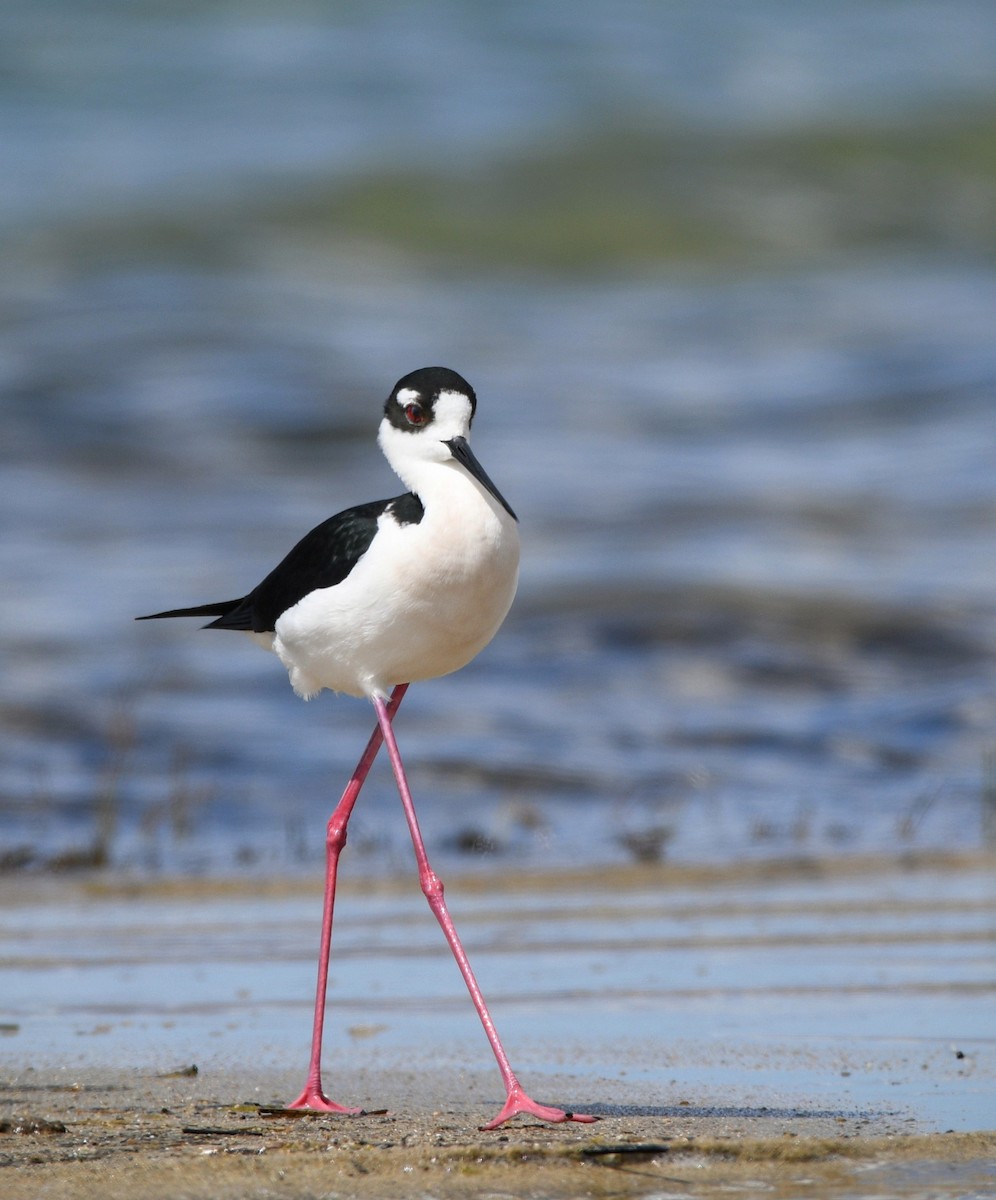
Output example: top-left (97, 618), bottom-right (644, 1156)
top-left (2, 1066), bottom-right (994, 1199)
top-left (2, 854), bottom-right (994, 1196)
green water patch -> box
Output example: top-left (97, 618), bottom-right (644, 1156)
top-left (262, 115), bottom-right (996, 273)
top-left (20, 113), bottom-right (996, 278)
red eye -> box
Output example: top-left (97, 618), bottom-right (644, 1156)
top-left (405, 403), bottom-right (426, 426)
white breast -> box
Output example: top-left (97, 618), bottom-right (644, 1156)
top-left (271, 476), bottom-right (519, 700)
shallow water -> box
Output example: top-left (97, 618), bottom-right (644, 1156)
top-left (1, 1), bottom-right (995, 877)
top-left (1, 858), bottom-right (993, 1135)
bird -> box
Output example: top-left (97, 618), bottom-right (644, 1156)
top-left (137, 366), bottom-right (595, 1130)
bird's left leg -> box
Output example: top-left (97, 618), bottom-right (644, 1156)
top-left (372, 695), bottom-right (596, 1130)
top-left (289, 683), bottom-right (408, 1112)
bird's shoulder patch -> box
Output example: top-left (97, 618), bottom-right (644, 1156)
top-left (386, 492), bottom-right (425, 527)
top-left (222, 494), bottom-right (420, 634)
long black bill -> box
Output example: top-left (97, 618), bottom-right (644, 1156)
top-left (445, 436), bottom-right (518, 521)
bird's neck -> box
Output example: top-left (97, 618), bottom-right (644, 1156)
top-left (377, 420), bottom-right (515, 531)
top-left (408, 459), bottom-right (502, 524)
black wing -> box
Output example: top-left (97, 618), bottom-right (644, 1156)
top-left (137, 492), bottom-right (424, 634)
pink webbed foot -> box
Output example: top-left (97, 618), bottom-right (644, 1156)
top-left (480, 1085), bottom-right (598, 1131)
top-left (287, 1083), bottom-right (364, 1115)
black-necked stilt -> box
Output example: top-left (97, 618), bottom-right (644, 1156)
top-left (138, 366), bottom-right (594, 1130)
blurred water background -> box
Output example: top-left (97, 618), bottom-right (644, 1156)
top-left (2, 0), bottom-right (995, 879)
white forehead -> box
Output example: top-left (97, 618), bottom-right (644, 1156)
top-left (432, 388), bottom-right (474, 433)
top-left (395, 387), bottom-right (420, 405)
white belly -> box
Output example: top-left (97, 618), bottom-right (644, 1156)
top-left (268, 498), bottom-right (519, 700)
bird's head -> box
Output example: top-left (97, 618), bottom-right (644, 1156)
top-left (378, 367), bottom-right (516, 520)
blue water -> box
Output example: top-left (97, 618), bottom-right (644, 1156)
top-left (1, 1), bottom-right (995, 876)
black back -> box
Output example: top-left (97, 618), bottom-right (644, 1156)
top-left (137, 492), bottom-right (425, 632)
top-left (210, 492), bottom-right (424, 633)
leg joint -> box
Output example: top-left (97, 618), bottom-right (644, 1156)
top-left (326, 817), bottom-right (349, 853)
top-left (420, 870), bottom-right (445, 904)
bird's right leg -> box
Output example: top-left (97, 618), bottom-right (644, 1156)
top-left (288, 682), bottom-right (408, 1111)
top-left (372, 694), bottom-right (596, 1130)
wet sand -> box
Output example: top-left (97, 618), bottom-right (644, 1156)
top-left (2, 853), bottom-right (994, 1197)
top-left (1, 1072), bottom-right (994, 1200)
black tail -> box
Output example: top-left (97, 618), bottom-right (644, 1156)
top-left (135, 599), bottom-right (246, 626)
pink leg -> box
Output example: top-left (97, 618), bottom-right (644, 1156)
top-left (372, 695), bottom-right (596, 1130)
top-left (289, 683), bottom-right (409, 1111)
